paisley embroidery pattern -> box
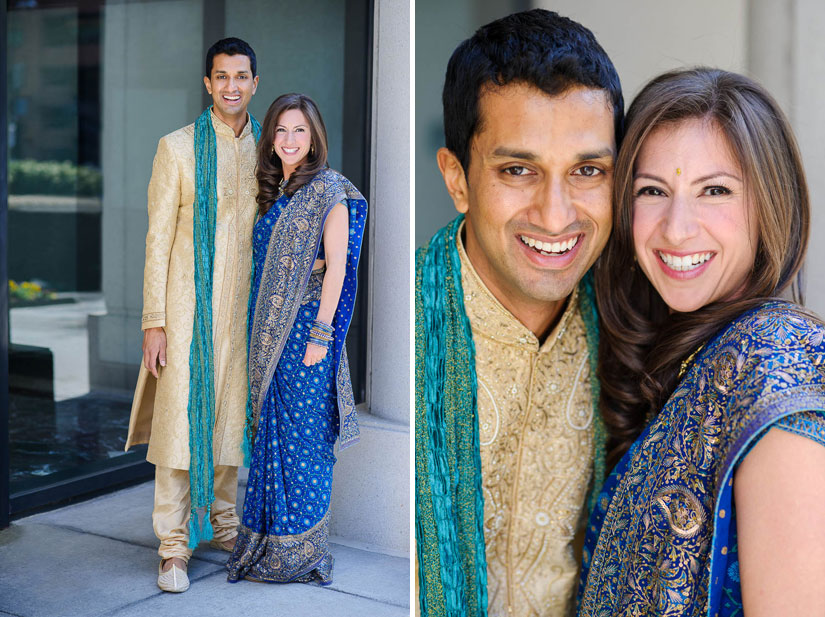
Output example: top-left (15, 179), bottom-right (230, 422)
top-left (228, 511), bottom-right (333, 584)
top-left (247, 168), bottom-right (367, 449)
top-left (228, 169), bottom-right (366, 586)
top-left (579, 303), bottom-right (825, 617)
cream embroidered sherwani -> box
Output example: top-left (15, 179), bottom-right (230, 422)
top-left (125, 112), bottom-right (258, 470)
top-left (457, 226), bottom-right (595, 617)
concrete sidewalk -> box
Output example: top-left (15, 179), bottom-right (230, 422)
top-left (0, 477), bottom-right (410, 617)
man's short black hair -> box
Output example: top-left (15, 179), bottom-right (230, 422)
top-left (205, 37), bottom-right (257, 78)
top-left (443, 9), bottom-right (623, 173)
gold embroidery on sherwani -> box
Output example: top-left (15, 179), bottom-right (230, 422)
top-left (125, 112), bottom-right (258, 469)
top-left (457, 224), bottom-right (594, 617)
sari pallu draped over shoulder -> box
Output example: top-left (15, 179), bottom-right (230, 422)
top-left (415, 215), bottom-right (606, 617)
top-left (577, 302), bottom-right (825, 617)
top-left (246, 167), bottom-right (367, 452)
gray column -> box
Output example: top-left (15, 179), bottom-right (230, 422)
top-left (747, 0), bottom-right (825, 316)
top-left (328, 0), bottom-right (410, 554)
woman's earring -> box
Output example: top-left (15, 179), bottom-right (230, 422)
top-left (310, 144), bottom-right (315, 156)
top-left (271, 143), bottom-right (276, 154)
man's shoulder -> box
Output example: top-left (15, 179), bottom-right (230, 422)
top-left (417, 218), bottom-right (461, 258)
top-left (157, 123), bottom-right (195, 152)
top-left (415, 222), bottom-right (461, 309)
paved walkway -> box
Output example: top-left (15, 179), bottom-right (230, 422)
top-left (0, 476), bottom-right (410, 617)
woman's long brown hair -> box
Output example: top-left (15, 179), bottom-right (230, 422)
top-left (596, 68), bottom-right (814, 469)
top-left (256, 93), bottom-right (329, 215)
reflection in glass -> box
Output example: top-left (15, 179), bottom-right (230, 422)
top-left (7, 0), bottom-right (140, 491)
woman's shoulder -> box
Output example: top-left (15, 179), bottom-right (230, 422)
top-left (698, 302), bottom-right (825, 478)
top-left (701, 301), bottom-right (825, 421)
top-left (718, 301), bottom-right (825, 354)
top-left (310, 167), bottom-right (347, 190)
top-left (306, 168), bottom-right (364, 205)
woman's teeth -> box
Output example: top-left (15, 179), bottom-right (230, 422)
top-left (519, 234), bottom-right (578, 255)
top-left (658, 250), bottom-right (713, 271)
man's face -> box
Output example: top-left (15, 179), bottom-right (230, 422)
top-left (442, 82), bottom-right (615, 324)
top-left (203, 53), bottom-right (258, 125)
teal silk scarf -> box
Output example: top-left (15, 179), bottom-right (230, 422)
top-left (188, 107), bottom-right (261, 548)
top-left (415, 215), bottom-right (606, 617)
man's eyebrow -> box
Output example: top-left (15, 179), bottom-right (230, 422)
top-left (491, 147), bottom-right (538, 161)
top-left (490, 146), bottom-right (615, 162)
top-left (576, 148), bottom-right (615, 162)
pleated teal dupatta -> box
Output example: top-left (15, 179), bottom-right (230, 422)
top-left (188, 107), bottom-right (261, 548)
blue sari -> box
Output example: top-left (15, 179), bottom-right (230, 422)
top-left (226, 168), bottom-right (367, 584)
top-left (578, 302), bottom-right (825, 616)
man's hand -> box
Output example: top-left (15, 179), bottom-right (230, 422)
top-left (143, 327), bottom-right (167, 378)
top-left (302, 342), bottom-right (328, 367)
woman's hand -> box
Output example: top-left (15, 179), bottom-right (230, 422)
top-left (303, 342), bottom-right (328, 366)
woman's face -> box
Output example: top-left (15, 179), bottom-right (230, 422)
top-left (273, 108), bottom-right (312, 175)
top-left (632, 118), bottom-right (759, 313)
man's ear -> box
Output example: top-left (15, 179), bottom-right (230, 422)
top-left (203, 75), bottom-right (212, 95)
top-left (437, 147), bottom-right (470, 214)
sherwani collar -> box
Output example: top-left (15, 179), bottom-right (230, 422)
top-left (456, 221), bottom-right (579, 354)
top-left (209, 110), bottom-right (253, 139)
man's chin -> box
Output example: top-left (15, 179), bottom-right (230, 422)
top-left (519, 274), bottom-right (581, 305)
top-left (214, 103), bottom-right (246, 117)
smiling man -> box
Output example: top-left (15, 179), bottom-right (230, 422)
top-left (415, 10), bottom-right (623, 617)
top-left (124, 37), bottom-right (260, 592)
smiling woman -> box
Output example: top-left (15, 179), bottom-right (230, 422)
top-left (224, 92), bottom-right (367, 587)
top-left (631, 117), bottom-right (759, 313)
top-left (582, 67), bottom-right (825, 617)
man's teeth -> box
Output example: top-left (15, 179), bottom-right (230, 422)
top-left (519, 234), bottom-right (578, 255)
top-left (224, 95), bottom-right (240, 101)
top-left (658, 251), bottom-right (713, 271)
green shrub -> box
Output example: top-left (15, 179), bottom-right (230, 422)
top-left (9, 159), bottom-right (102, 197)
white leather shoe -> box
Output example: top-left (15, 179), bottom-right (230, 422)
top-left (157, 559), bottom-right (190, 593)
